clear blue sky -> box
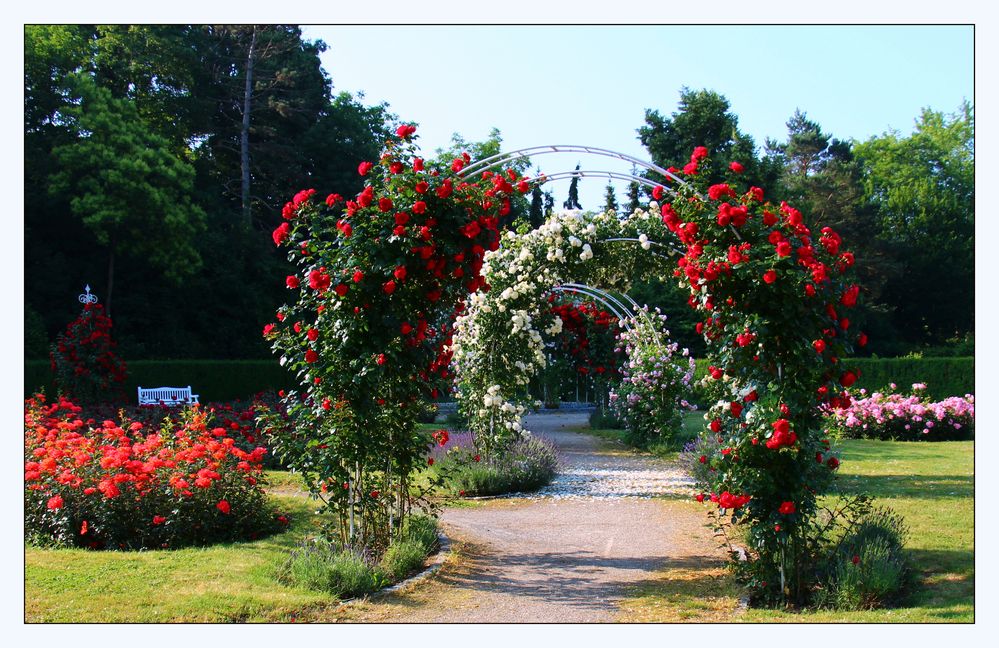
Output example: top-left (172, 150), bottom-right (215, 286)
top-left (301, 25), bottom-right (973, 209)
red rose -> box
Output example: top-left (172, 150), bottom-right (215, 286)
top-left (763, 210), bottom-right (777, 226)
top-left (216, 500), bottom-right (231, 515)
top-left (308, 269), bottom-right (331, 292)
top-left (272, 222), bottom-right (290, 246)
top-left (80, 520), bottom-right (88, 535)
top-left (517, 180), bottom-right (530, 194)
top-left (307, 328), bottom-right (319, 341)
top-left (840, 371), bottom-right (857, 387)
top-left (776, 240), bottom-right (792, 257)
top-left (427, 457), bottom-right (435, 466)
top-left (358, 161), bottom-right (374, 176)
top-left (451, 158), bottom-right (465, 172)
top-left (353, 270), bottom-right (364, 283)
top-left (652, 185), bottom-right (664, 201)
top-left (413, 201), bottom-right (427, 214)
top-left (389, 161), bottom-right (404, 174)
top-left (396, 124), bottom-right (417, 138)
top-left (763, 270), bottom-right (777, 284)
top-left (857, 332), bottom-right (868, 347)
top-left (334, 284), bottom-right (349, 297)
top-left (691, 146), bottom-right (709, 160)
top-left (413, 158), bottom-right (424, 172)
top-left (383, 280), bottom-right (396, 295)
top-left (710, 419), bottom-right (721, 433)
top-left (708, 184), bottom-right (735, 200)
top-left (325, 193), bottom-right (343, 206)
top-left (305, 349), bottom-right (318, 364)
top-left (826, 457), bottom-right (840, 470)
top-left (730, 402), bottom-right (743, 417)
top-left (695, 494), bottom-right (705, 502)
top-left (394, 265), bottom-right (407, 281)
top-left (286, 275), bottom-right (300, 289)
top-left (778, 501), bottom-right (796, 515)
top-left (841, 285), bottom-right (860, 308)
top-left (401, 322), bottom-right (413, 335)
top-left (376, 354), bottom-right (386, 366)
top-left (682, 161), bottom-right (699, 175)
top-left (729, 161), bottom-right (744, 173)
top-left (378, 197), bottom-right (394, 212)
top-left (699, 455), bottom-right (707, 464)
top-left (852, 555), bottom-right (860, 565)
top-left (152, 515), bottom-right (167, 525)
top-left (47, 495), bottom-right (63, 510)
top-left (813, 339), bottom-right (826, 354)
top-left (414, 181), bottom-right (429, 194)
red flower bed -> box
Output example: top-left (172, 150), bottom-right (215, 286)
top-left (24, 393), bottom-right (286, 549)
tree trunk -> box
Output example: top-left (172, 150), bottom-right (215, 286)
top-left (240, 26), bottom-right (257, 228)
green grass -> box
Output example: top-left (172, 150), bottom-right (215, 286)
top-left (620, 438), bottom-right (973, 622)
top-left (740, 439), bottom-right (974, 622)
top-left (25, 495), bottom-right (336, 622)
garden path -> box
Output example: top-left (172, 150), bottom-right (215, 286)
top-left (332, 410), bottom-right (728, 623)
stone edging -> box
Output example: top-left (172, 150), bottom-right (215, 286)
top-left (336, 530), bottom-right (452, 607)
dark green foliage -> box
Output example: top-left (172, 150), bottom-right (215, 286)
top-left (849, 357), bottom-right (973, 399)
top-left (25, 359), bottom-right (295, 402)
top-left (854, 104), bottom-right (974, 347)
top-left (564, 163), bottom-right (582, 210)
top-left (688, 356), bottom-right (972, 401)
top-left (528, 182), bottom-right (545, 229)
top-left (25, 25), bottom-right (395, 362)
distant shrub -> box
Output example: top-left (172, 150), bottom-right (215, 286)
top-left (403, 514), bottom-right (440, 554)
top-left (432, 434), bottom-right (560, 496)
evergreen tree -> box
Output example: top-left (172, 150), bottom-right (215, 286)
top-left (529, 181), bottom-right (545, 228)
top-left (603, 182), bottom-right (619, 213)
top-left (563, 163), bottom-right (582, 210)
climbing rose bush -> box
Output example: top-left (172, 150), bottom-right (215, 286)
top-left (455, 145), bottom-right (863, 606)
top-left (609, 307), bottom-right (696, 447)
top-left (260, 124), bottom-right (528, 549)
top-left (24, 393), bottom-right (282, 549)
top-left (824, 383), bottom-right (974, 441)
top-left (50, 303), bottom-right (128, 403)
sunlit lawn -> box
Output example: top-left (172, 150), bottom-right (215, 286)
top-left (25, 494), bottom-right (337, 623)
top-left (620, 432), bottom-right (974, 622)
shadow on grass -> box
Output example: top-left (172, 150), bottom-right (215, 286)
top-left (833, 474), bottom-right (973, 499)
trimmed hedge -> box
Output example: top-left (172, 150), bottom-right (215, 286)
top-left (25, 360), bottom-right (294, 403)
top-left (26, 356), bottom-right (973, 404)
top-left (692, 356), bottom-right (972, 402)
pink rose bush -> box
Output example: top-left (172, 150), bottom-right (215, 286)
top-left (825, 383), bottom-right (974, 441)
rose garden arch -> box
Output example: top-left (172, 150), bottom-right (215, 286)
top-left (268, 129), bottom-right (863, 605)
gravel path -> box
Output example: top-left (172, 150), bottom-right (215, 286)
top-left (333, 411), bottom-right (721, 623)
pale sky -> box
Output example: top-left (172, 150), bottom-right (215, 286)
top-left (302, 25), bottom-right (973, 209)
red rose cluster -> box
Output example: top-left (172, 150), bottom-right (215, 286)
top-left (24, 393), bottom-right (281, 549)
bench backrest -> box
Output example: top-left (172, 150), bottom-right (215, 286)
top-left (137, 386), bottom-right (199, 405)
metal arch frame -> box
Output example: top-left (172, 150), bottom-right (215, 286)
top-left (519, 170), bottom-right (679, 197)
top-left (457, 144), bottom-right (688, 188)
top-left (548, 283), bottom-right (668, 354)
top-left (550, 283), bottom-right (638, 331)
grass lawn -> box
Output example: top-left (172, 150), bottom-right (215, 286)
top-left (619, 435), bottom-right (975, 622)
top-left (25, 494), bottom-right (339, 623)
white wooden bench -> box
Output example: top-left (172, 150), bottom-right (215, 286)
top-left (137, 386), bottom-right (200, 406)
